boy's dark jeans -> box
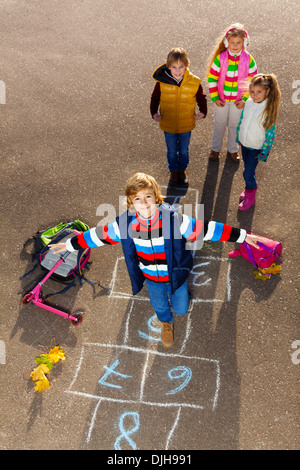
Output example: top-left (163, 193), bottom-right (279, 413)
top-left (164, 131), bottom-right (191, 172)
top-left (146, 279), bottom-right (190, 324)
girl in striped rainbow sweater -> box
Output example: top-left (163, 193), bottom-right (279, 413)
top-left (207, 23), bottom-right (257, 162)
top-left (50, 173), bottom-right (262, 349)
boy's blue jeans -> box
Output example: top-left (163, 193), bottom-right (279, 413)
top-left (146, 279), bottom-right (190, 324)
top-left (164, 131), bottom-right (191, 172)
top-left (241, 144), bottom-right (260, 190)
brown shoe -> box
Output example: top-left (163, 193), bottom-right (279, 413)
top-left (161, 322), bottom-right (174, 349)
top-left (169, 171), bottom-right (179, 187)
top-left (227, 151), bottom-right (240, 161)
top-left (178, 169), bottom-right (189, 187)
top-left (209, 150), bottom-right (220, 160)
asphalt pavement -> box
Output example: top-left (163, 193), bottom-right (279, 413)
top-left (0, 0), bottom-right (299, 451)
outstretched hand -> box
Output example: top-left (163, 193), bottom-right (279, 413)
top-left (245, 234), bottom-right (263, 248)
top-left (49, 243), bottom-right (67, 254)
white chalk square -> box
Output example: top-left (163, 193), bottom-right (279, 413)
top-left (122, 299), bottom-right (193, 355)
top-left (141, 353), bottom-right (219, 410)
top-left (85, 400), bottom-right (181, 450)
top-left (109, 255), bottom-right (231, 303)
top-left (109, 256), bottom-right (149, 300)
top-left (189, 256), bottom-right (232, 303)
top-left (68, 344), bottom-right (146, 402)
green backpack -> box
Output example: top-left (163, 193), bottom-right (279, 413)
top-left (20, 220), bottom-right (105, 297)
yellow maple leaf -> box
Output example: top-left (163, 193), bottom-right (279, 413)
top-left (260, 264), bottom-right (281, 275)
top-left (30, 364), bottom-right (50, 381)
top-left (46, 345), bottom-right (65, 363)
top-left (253, 270), bottom-right (269, 281)
top-left (35, 377), bottom-right (50, 392)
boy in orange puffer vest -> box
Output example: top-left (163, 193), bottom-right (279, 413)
top-left (150, 48), bottom-right (207, 187)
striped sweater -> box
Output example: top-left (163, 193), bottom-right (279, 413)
top-left (208, 49), bottom-right (257, 102)
top-left (66, 209), bottom-right (246, 283)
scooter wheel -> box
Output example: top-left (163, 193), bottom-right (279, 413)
top-left (22, 293), bottom-right (33, 304)
top-left (71, 312), bottom-right (83, 326)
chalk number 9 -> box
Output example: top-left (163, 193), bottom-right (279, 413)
top-left (166, 366), bottom-right (192, 395)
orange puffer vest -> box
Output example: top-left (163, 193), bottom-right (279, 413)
top-left (154, 65), bottom-right (200, 133)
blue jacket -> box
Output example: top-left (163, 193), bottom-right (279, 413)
top-left (116, 206), bottom-right (193, 295)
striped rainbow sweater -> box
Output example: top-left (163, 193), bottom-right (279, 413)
top-left (208, 49), bottom-right (257, 102)
top-left (66, 209), bottom-right (246, 283)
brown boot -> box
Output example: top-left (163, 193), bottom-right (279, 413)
top-left (209, 150), bottom-right (220, 160)
top-left (178, 169), bottom-right (189, 187)
top-left (169, 171), bottom-right (179, 187)
top-left (161, 322), bottom-right (174, 349)
top-left (227, 151), bottom-right (240, 161)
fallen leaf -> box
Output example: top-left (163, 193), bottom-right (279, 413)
top-left (35, 354), bottom-right (53, 370)
top-left (260, 264), bottom-right (281, 276)
top-left (35, 377), bottom-right (50, 392)
top-left (30, 364), bottom-right (50, 381)
top-left (253, 270), bottom-right (270, 281)
top-left (46, 346), bottom-right (65, 363)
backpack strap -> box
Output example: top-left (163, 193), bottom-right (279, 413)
top-left (75, 248), bottom-right (85, 285)
top-left (80, 274), bottom-right (108, 290)
top-left (19, 263), bottom-right (39, 279)
top-left (43, 279), bottom-right (77, 299)
top-left (242, 242), bottom-right (258, 268)
top-left (73, 248), bottom-right (107, 290)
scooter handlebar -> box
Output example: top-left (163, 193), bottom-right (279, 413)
top-left (60, 250), bottom-right (71, 261)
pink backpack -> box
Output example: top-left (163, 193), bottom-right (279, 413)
top-left (228, 234), bottom-right (282, 280)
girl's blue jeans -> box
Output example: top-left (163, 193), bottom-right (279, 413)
top-left (241, 144), bottom-right (260, 190)
top-left (164, 131), bottom-right (191, 172)
top-left (146, 279), bottom-right (190, 324)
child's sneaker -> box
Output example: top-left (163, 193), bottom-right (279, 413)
top-left (161, 322), bottom-right (174, 349)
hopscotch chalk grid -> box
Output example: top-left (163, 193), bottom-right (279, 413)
top-left (66, 343), bottom-right (220, 449)
top-left (65, 186), bottom-right (228, 449)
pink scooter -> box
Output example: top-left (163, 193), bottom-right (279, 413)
top-left (22, 250), bottom-right (84, 325)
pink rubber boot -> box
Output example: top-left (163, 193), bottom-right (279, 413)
top-left (240, 174), bottom-right (257, 200)
top-left (238, 188), bottom-right (257, 210)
